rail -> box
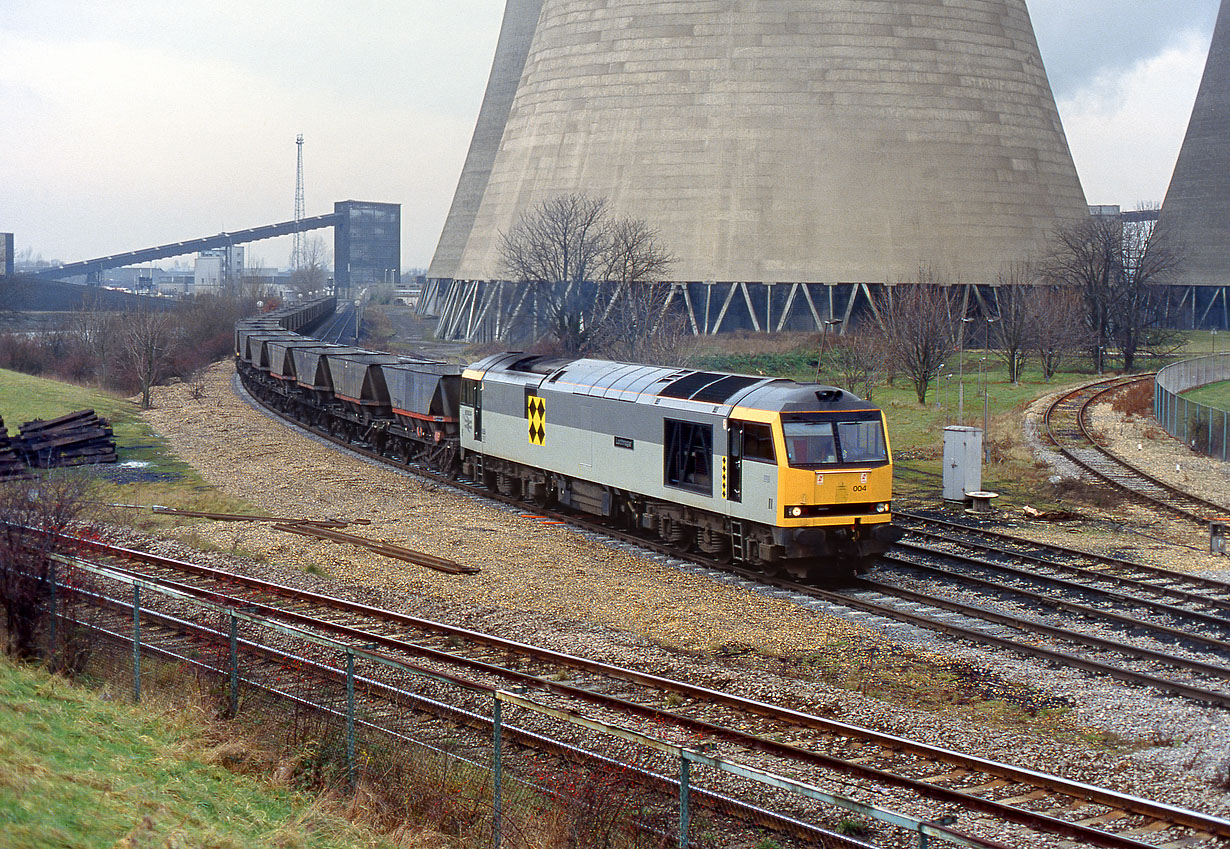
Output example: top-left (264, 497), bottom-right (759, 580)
top-left (1155, 353), bottom-right (1230, 462)
top-left (36, 549), bottom-right (1004, 849)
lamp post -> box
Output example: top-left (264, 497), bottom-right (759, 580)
top-left (958, 317), bottom-right (974, 425)
top-left (814, 318), bottom-right (843, 383)
top-left (943, 371), bottom-right (953, 427)
top-left (981, 356), bottom-right (990, 463)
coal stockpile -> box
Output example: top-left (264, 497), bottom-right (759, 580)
top-left (0, 417), bottom-right (33, 480)
top-left (16, 409), bottom-right (118, 468)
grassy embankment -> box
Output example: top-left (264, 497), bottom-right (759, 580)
top-left (0, 656), bottom-right (399, 849)
top-left (0, 366), bottom-right (253, 530)
top-left (1183, 380), bottom-right (1230, 409)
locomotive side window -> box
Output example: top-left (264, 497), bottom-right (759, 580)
top-left (741, 423), bottom-right (776, 463)
top-left (664, 419), bottom-right (713, 495)
top-left (837, 419), bottom-right (887, 463)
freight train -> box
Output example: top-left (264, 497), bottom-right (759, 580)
top-left (235, 298), bottom-right (901, 578)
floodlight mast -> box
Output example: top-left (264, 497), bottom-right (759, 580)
top-left (291, 134), bottom-right (305, 269)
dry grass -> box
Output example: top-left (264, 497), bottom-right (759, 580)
top-left (1109, 380), bottom-right (1153, 417)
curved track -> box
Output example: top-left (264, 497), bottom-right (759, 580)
top-left (1044, 375), bottom-right (1229, 523)
top-left (312, 301), bottom-right (358, 344)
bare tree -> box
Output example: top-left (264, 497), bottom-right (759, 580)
top-left (498, 194), bottom-right (676, 357)
top-left (122, 308), bottom-right (178, 409)
top-left (591, 217), bottom-right (680, 362)
top-left (499, 194), bottom-right (612, 354)
top-left (66, 294), bottom-right (124, 387)
top-left (597, 281), bottom-right (692, 365)
top-left (988, 264), bottom-right (1038, 384)
top-left (1046, 206), bottom-right (1183, 372)
top-left (1033, 286), bottom-right (1086, 379)
top-left (1113, 210), bottom-right (1183, 370)
top-left (874, 272), bottom-right (959, 404)
top-left (288, 235), bottom-right (331, 298)
top-left (0, 475), bottom-right (95, 662)
top-left (825, 328), bottom-right (887, 400)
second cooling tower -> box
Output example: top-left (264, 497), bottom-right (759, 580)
top-left (436, 0), bottom-right (1089, 285)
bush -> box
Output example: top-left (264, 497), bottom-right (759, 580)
top-left (0, 293), bottom-right (263, 396)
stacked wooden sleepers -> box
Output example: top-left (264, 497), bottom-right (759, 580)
top-left (0, 417), bottom-right (33, 480)
top-left (16, 409), bottom-right (118, 468)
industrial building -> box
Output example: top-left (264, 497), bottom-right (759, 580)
top-left (333, 200), bottom-right (401, 293)
top-left (1, 233), bottom-right (12, 277)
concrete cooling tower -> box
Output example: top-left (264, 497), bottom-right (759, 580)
top-left (1160, 0), bottom-right (1230, 288)
top-left (434, 0), bottom-right (1089, 287)
top-left (427, 0), bottom-right (544, 280)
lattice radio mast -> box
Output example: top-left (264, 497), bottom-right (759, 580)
top-left (291, 134), bottom-right (305, 269)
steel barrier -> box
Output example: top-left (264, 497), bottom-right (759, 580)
top-left (1154, 353), bottom-right (1230, 462)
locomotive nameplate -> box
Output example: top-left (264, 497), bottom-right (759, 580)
top-left (614, 436), bottom-right (634, 449)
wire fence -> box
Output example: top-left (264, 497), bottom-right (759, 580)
top-left (20, 550), bottom-right (1005, 849)
top-left (1154, 353), bottom-right (1230, 462)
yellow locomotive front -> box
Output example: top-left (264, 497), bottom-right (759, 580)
top-left (776, 409), bottom-right (894, 525)
top-left (731, 387), bottom-right (900, 576)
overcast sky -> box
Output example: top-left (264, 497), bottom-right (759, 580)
top-left (0, 1), bottom-right (1221, 270)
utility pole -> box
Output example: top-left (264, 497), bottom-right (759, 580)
top-left (291, 134), bottom-right (305, 269)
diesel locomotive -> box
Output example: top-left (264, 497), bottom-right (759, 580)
top-left (236, 298), bottom-right (901, 578)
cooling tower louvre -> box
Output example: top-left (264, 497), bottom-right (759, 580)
top-left (445, 0), bottom-right (1089, 286)
top-left (426, 0), bottom-right (545, 280)
top-left (1159, 0), bottom-right (1230, 287)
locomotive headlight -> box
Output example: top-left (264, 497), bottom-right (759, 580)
top-left (875, 502), bottom-right (889, 513)
top-left (788, 506), bottom-right (803, 518)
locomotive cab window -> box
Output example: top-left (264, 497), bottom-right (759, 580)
top-left (837, 419), bottom-right (887, 463)
top-left (664, 419), bottom-right (713, 495)
top-left (782, 412), bottom-right (886, 468)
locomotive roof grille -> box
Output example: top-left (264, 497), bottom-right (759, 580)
top-left (659, 371), bottom-right (761, 403)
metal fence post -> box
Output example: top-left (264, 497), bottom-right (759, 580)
top-left (228, 613), bottom-right (239, 717)
top-left (493, 697), bottom-right (503, 849)
top-left (345, 649), bottom-right (356, 791)
top-left (47, 560), bottom-right (56, 666)
top-left (132, 584), bottom-right (141, 703)
top-left (679, 752), bottom-right (691, 849)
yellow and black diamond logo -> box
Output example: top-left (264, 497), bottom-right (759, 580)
top-left (528, 396), bottom-right (546, 445)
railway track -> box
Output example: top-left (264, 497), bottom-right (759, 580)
top-left (236, 373), bottom-right (1230, 709)
top-left (312, 301), bottom-right (357, 344)
top-left (895, 512), bottom-right (1230, 605)
top-left (895, 509), bottom-right (1230, 607)
top-left (57, 537), bottom-right (1230, 848)
top-left (227, 373), bottom-right (1230, 843)
top-left (1043, 375), bottom-right (1230, 524)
